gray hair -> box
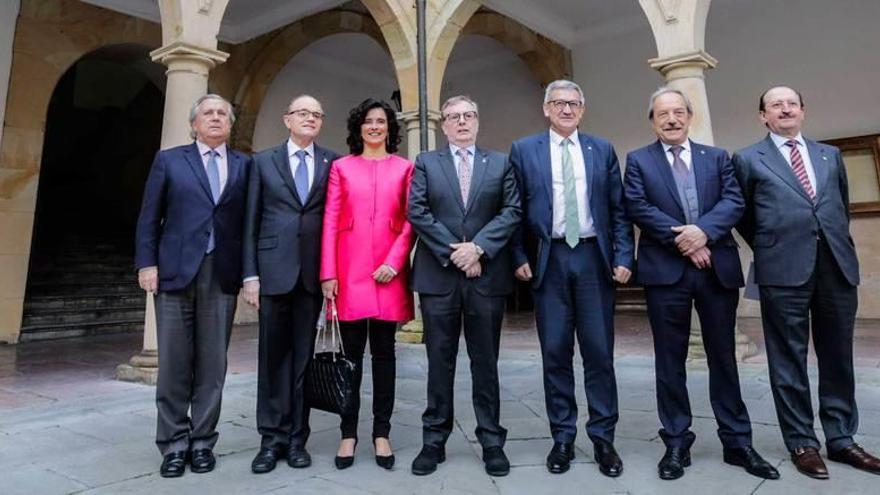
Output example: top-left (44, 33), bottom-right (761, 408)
top-left (647, 87), bottom-right (693, 120)
top-left (287, 94), bottom-right (321, 111)
top-left (441, 95), bottom-right (479, 115)
top-left (543, 79), bottom-right (585, 105)
top-left (189, 94), bottom-right (235, 139)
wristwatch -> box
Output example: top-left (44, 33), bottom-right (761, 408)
top-left (474, 244), bottom-right (484, 257)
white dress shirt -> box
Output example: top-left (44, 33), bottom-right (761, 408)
top-left (549, 129), bottom-right (595, 238)
top-left (287, 139), bottom-right (316, 190)
top-left (195, 140), bottom-right (228, 192)
top-left (770, 132), bottom-right (817, 192)
top-left (662, 139), bottom-right (693, 171)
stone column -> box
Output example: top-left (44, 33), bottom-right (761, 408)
top-left (649, 51), bottom-right (757, 361)
top-left (116, 42), bottom-right (229, 384)
top-left (395, 109), bottom-right (440, 343)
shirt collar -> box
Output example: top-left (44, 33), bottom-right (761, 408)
top-left (549, 128), bottom-right (579, 147)
top-left (196, 140), bottom-right (227, 160)
top-left (770, 132), bottom-right (805, 149)
top-left (287, 138), bottom-right (315, 158)
top-left (449, 143), bottom-right (476, 158)
top-left (661, 139), bottom-right (691, 154)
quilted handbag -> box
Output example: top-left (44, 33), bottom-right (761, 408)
top-left (305, 299), bottom-right (357, 416)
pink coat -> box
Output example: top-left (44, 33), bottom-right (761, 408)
top-left (320, 154), bottom-right (415, 322)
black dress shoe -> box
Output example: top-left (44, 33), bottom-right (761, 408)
top-left (483, 446), bottom-right (510, 476)
top-left (287, 445), bottom-right (311, 468)
top-left (411, 445), bottom-right (446, 476)
top-left (251, 446), bottom-right (284, 474)
top-left (160, 451), bottom-right (188, 478)
top-left (723, 446), bottom-right (780, 480)
top-left (658, 447), bottom-right (690, 480)
top-left (335, 439), bottom-right (357, 470)
top-left (190, 449), bottom-right (216, 473)
top-left (593, 440), bottom-right (623, 477)
top-left (546, 442), bottom-right (575, 474)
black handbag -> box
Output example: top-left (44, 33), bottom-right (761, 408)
top-left (305, 300), bottom-right (357, 416)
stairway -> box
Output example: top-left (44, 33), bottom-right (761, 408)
top-left (20, 238), bottom-right (145, 342)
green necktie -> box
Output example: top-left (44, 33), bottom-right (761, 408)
top-left (561, 138), bottom-right (579, 248)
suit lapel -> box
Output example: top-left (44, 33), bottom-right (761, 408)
top-left (758, 135), bottom-right (811, 202)
top-left (577, 133), bottom-right (595, 208)
top-left (305, 145), bottom-right (333, 207)
top-left (439, 149), bottom-right (466, 213)
top-left (537, 132), bottom-right (553, 205)
top-left (649, 140), bottom-right (685, 215)
top-left (690, 141), bottom-right (710, 214)
top-left (272, 142), bottom-right (302, 206)
top-left (464, 148), bottom-right (489, 215)
top-left (805, 138), bottom-right (830, 201)
top-left (184, 143), bottom-right (214, 202)
top-left (216, 149), bottom-right (240, 205)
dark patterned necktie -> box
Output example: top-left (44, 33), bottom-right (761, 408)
top-left (786, 140), bottom-right (815, 200)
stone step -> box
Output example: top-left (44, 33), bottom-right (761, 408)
top-left (26, 270), bottom-right (136, 284)
top-left (24, 294), bottom-right (146, 312)
top-left (21, 307), bottom-right (145, 327)
top-left (26, 281), bottom-right (142, 297)
top-left (18, 320), bottom-right (144, 342)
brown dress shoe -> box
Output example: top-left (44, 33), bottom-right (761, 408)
top-left (828, 444), bottom-right (880, 475)
top-left (791, 447), bottom-right (829, 479)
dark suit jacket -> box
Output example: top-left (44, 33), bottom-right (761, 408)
top-left (135, 142), bottom-right (251, 294)
top-left (624, 140), bottom-right (745, 289)
top-left (510, 131), bottom-right (634, 289)
top-left (242, 141), bottom-right (340, 295)
top-left (408, 147), bottom-right (521, 296)
top-left (733, 135), bottom-right (859, 287)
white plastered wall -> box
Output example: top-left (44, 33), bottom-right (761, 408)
top-left (0, 0), bottom-right (21, 148)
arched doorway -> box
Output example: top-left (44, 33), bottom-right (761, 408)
top-left (21, 44), bottom-right (166, 342)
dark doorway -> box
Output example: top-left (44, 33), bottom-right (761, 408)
top-left (21, 44), bottom-right (166, 341)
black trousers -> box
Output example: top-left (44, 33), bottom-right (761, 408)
top-left (645, 264), bottom-right (751, 449)
top-left (760, 238), bottom-right (858, 452)
top-left (256, 281), bottom-right (322, 450)
top-left (338, 318), bottom-right (397, 440)
top-left (420, 283), bottom-right (508, 449)
top-left (155, 254), bottom-right (237, 455)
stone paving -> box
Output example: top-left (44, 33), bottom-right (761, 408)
top-left (2, 315), bottom-right (880, 494)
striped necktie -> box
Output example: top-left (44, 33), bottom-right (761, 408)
top-left (785, 140), bottom-right (815, 200)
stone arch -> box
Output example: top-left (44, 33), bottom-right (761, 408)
top-left (360, 0), bottom-right (418, 111)
top-left (230, 9), bottom-right (389, 152)
top-left (461, 10), bottom-right (572, 89)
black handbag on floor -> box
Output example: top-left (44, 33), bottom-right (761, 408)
top-left (305, 300), bottom-right (357, 416)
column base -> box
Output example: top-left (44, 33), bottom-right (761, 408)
top-left (116, 349), bottom-right (158, 385)
top-left (397, 319), bottom-right (424, 344)
top-left (687, 326), bottom-right (758, 362)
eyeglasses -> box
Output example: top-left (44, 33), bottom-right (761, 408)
top-left (443, 111), bottom-right (478, 122)
top-left (547, 100), bottom-right (584, 111)
top-left (286, 109), bottom-right (325, 120)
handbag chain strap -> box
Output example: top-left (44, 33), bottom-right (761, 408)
top-left (314, 299), bottom-right (346, 361)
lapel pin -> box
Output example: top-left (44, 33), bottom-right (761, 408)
top-left (323, 158), bottom-right (328, 163)
top-left (482, 157), bottom-right (487, 163)
top-left (822, 156), bottom-right (828, 161)
top-left (700, 150), bottom-right (706, 155)
top-left (587, 146), bottom-right (592, 151)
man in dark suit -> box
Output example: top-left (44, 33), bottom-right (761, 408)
top-left (624, 87), bottom-right (777, 481)
top-left (408, 95), bottom-right (521, 477)
top-left (242, 95), bottom-right (340, 474)
top-left (733, 86), bottom-right (880, 479)
top-left (136, 94), bottom-right (251, 477)
top-left (510, 79), bottom-right (634, 477)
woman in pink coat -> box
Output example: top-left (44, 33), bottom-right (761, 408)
top-left (320, 98), bottom-right (414, 471)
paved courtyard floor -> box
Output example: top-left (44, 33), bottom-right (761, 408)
top-left (2, 314), bottom-right (880, 494)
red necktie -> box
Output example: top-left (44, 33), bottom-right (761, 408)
top-left (786, 140), bottom-right (815, 200)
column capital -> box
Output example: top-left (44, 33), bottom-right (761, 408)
top-left (150, 41), bottom-right (229, 68)
top-left (398, 109), bottom-right (441, 127)
top-left (648, 50), bottom-right (718, 75)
